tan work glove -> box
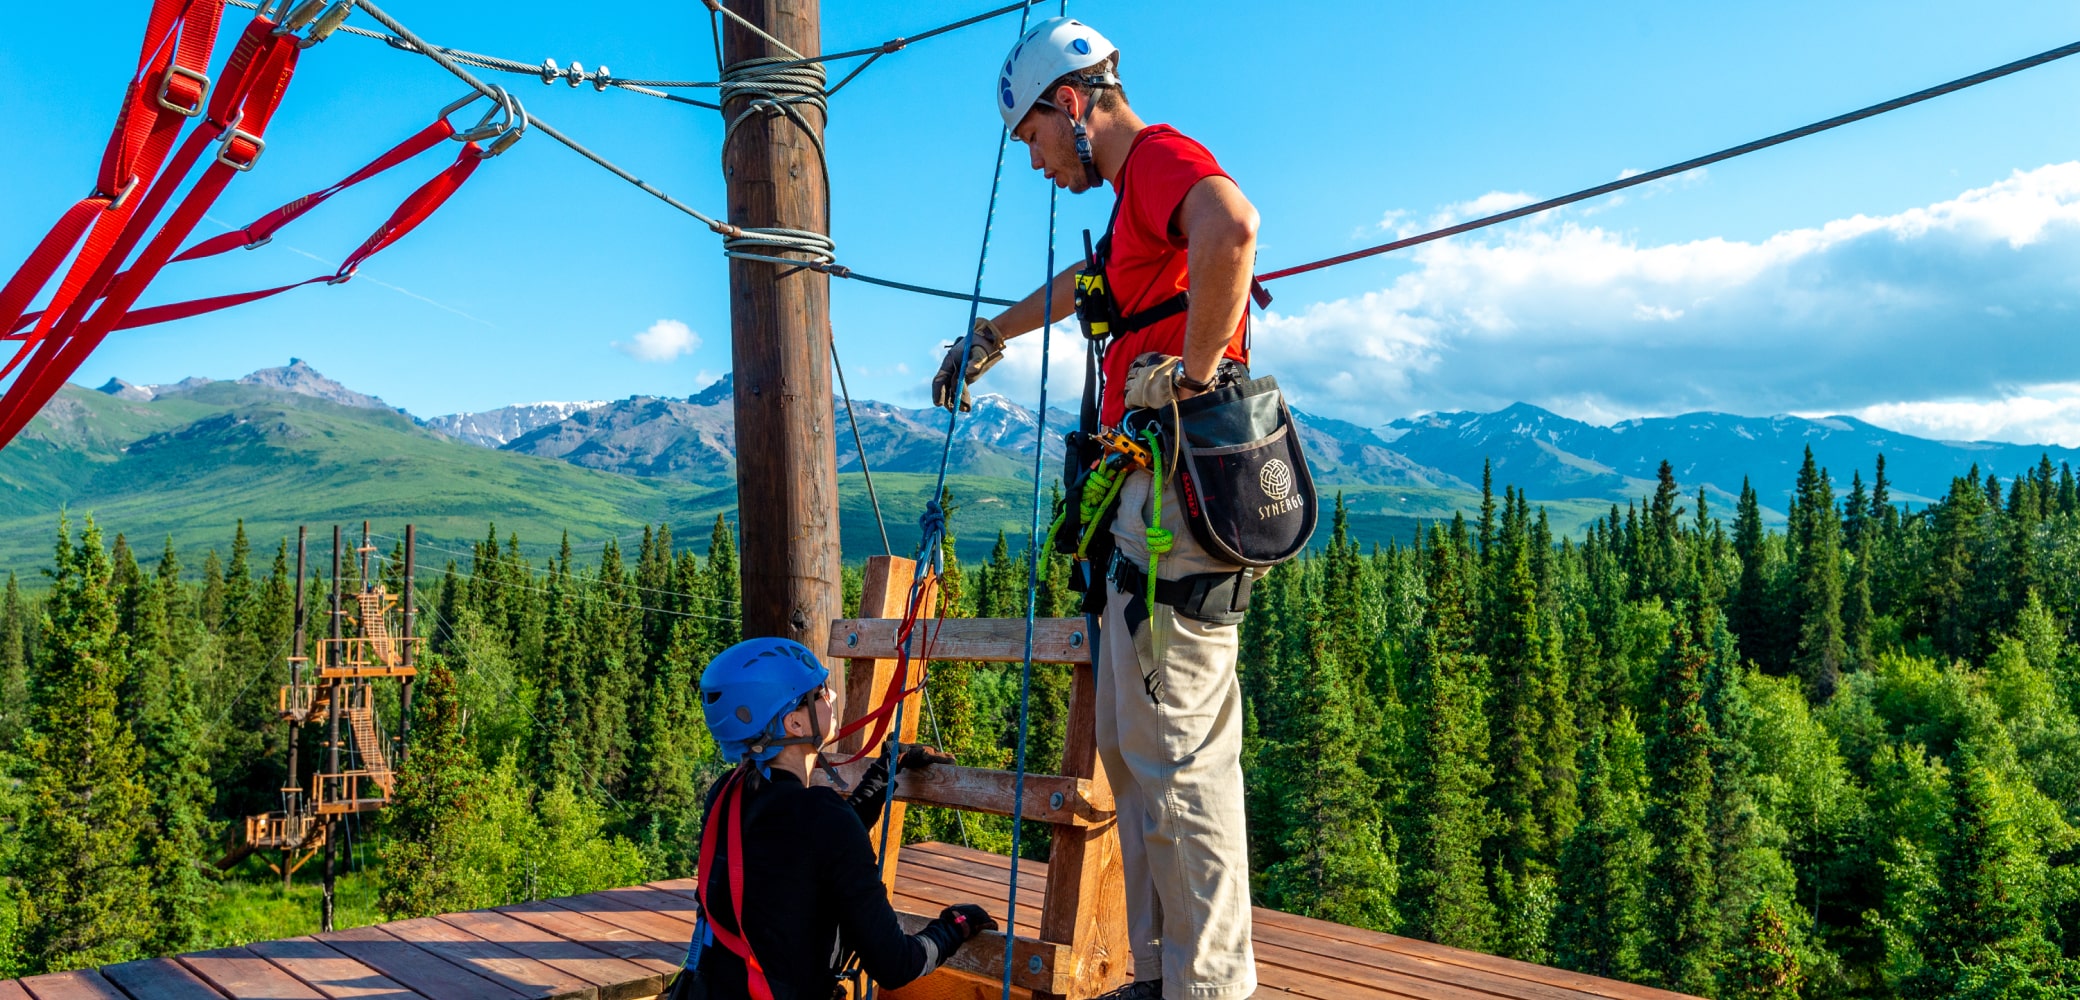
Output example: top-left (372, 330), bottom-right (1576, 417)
top-left (1123, 352), bottom-right (1181, 411)
top-left (931, 318), bottom-right (1007, 412)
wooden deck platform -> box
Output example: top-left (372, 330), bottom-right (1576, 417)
top-left (2, 843), bottom-right (1693, 1000)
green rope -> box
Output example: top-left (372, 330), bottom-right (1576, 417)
top-left (1143, 426), bottom-right (1174, 661)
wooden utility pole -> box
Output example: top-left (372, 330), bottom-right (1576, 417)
top-left (720, 0), bottom-right (839, 654)
top-left (399, 524), bottom-right (414, 763)
top-left (323, 524), bottom-right (342, 932)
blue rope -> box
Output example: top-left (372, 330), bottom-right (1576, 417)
top-left (1000, 179), bottom-right (1059, 1000)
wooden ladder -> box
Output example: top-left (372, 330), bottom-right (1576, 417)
top-left (356, 589), bottom-right (397, 666)
top-left (346, 692), bottom-right (393, 794)
top-left (823, 555), bottom-right (1129, 1000)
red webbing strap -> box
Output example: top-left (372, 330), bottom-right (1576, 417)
top-left (9, 124), bottom-right (478, 336)
top-left (695, 769), bottom-right (778, 1000)
top-left (111, 142), bottom-right (486, 331)
top-left (0, 0), bottom-right (222, 337)
top-left (173, 118), bottom-right (458, 262)
top-left (0, 27), bottom-right (298, 444)
top-left (825, 579), bottom-right (945, 767)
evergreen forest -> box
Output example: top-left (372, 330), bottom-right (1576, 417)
top-left (2, 447), bottom-right (2080, 999)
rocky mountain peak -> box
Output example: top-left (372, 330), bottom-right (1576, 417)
top-left (237, 358), bottom-right (395, 412)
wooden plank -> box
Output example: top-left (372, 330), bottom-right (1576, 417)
top-left (882, 967), bottom-right (1032, 1000)
top-left (17, 971), bottom-right (126, 1000)
top-left (1037, 659), bottom-right (1131, 1000)
top-left (891, 912), bottom-right (1070, 996)
top-left (377, 917), bottom-right (594, 1000)
top-left (99, 959), bottom-right (227, 1000)
top-left (0, 981), bottom-right (31, 1000)
top-left (834, 555), bottom-right (915, 754)
top-left (811, 761), bottom-right (1106, 827)
top-left (828, 618), bottom-right (1091, 666)
top-left (244, 937), bottom-right (421, 1000)
top-left (437, 910), bottom-right (662, 1000)
top-left (909, 843), bottom-right (1696, 1000)
top-left (495, 903), bottom-right (684, 975)
top-left (317, 925), bottom-right (525, 1000)
top-left (542, 894), bottom-right (696, 945)
top-left (180, 948), bottom-right (326, 1000)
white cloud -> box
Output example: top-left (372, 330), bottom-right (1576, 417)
top-left (1841, 384), bottom-right (2080, 448)
top-left (615, 319), bottom-right (699, 363)
top-left (1259, 162), bottom-right (2080, 443)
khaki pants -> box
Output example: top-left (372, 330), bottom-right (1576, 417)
top-left (1094, 469), bottom-right (1256, 1000)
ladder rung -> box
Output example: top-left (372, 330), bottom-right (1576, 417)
top-left (828, 618), bottom-right (1092, 665)
top-left (816, 761), bottom-right (1108, 827)
top-left (893, 909), bottom-right (1071, 994)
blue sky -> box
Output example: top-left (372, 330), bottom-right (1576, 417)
top-left (6, 0), bottom-right (2080, 444)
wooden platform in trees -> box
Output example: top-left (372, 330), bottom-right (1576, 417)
top-left (1, 842), bottom-right (1697, 1000)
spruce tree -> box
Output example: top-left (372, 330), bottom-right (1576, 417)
top-left (0, 573), bottom-right (29, 752)
top-left (1790, 448), bottom-right (1847, 700)
top-left (1641, 600), bottom-right (1718, 996)
top-left (1399, 528), bottom-right (1496, 949)
top-left (139, 650), bottom-right (216, 955)
top-left (19, 516), bottom-right (153, 972)
top-left (1259, 595), bottom-right (1397, 931)
top-left (1554, 711), bottom-right (1649, 980)
top-left (1720, 897), bottom-right (1804, 1000)
top-left (378, 658), bottom-right (487, 918)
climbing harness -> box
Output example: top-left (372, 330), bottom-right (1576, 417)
top-left (693, 765), bottom-right (778, 1000)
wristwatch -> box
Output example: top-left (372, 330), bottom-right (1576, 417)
top-left (1173, 362), bottom-right (1214, 394)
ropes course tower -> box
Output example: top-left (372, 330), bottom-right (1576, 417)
top-left (226, 522), bottom-right (418, 928)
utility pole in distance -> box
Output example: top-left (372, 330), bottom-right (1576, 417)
top-left (720, 0), bottom-right (840, 657)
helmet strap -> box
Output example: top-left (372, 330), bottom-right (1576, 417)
top-left (1043, 91), bottom-right (1104, 189)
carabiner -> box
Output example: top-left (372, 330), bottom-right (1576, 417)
top-left (475, 87), bottom-right (528, 159)
top-left (439, 88), bottom-right (513, 144)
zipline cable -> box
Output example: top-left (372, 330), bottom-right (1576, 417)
top-left (1258, 36), bottom-right (2080, 282)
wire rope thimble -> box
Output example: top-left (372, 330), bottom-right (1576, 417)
top-left (301, 1), bottom-right (354, 47)
top-left (567, 61), bottom-right (586, 88)
top-left (540, 57), bottom-right (562, 86)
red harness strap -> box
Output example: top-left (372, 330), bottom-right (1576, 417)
top-left (0, 15), bottom-right (300, 445)
top-left (824, 578), bottom-right (946, 767)
top-left (696, 767), bottom-right (779, 1000)
top-left (0, 0), bottom-right (223, 339)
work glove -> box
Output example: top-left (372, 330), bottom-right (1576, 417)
top-left (1123, 352), bottom-right (1181, 411)
top-left (916, 902), bottom-right (999, 971)
top-left (932, 317), bottom-right (1008, 412)
top-left (847, 744), bottom-right (955, 813)
top-left (897, 743), bottom-right (955, 771)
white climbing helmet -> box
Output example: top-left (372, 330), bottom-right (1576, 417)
top-left (995, 17), bottom-right (1119, 132)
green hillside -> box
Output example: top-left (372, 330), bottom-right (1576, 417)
top-left (0, 383), bottom-right (1585, 576)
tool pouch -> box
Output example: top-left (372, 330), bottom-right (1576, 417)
top-left (1169, 375), bottom-right (1318, 568)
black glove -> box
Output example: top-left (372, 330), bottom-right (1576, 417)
top-left (897, 744), bottom-right (955, 771)
top-left (939, 904), bottom-right (996, 941)
top-left (916, 903), bottom-right (998, 970)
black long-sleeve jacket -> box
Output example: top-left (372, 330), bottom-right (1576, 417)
top-left (686, 766), bottom-right (941, 1000)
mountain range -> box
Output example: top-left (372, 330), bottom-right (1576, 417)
top-left (4, 358), bottom-right (2075, 572)
top-left (422, 373), bottom-right (2079, 506)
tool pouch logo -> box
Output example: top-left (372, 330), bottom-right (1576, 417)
top-left (1170, 376), bottom-right (1317, 568)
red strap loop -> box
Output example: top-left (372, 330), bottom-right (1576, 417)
top-left (696, 769), bottom-right (778, 1000)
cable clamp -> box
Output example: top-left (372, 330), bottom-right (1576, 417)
top-left (157, 65), bottom-right (210, 118)
top-left (593, 65), bottom-right (612, 92)
top-left (540, 57), bottom-right (561, 85)
top-left (567, 61), bottom-right (586, 88)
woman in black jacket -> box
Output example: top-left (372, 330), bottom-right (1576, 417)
top-left (674, 638), bottom-right (995, 1000)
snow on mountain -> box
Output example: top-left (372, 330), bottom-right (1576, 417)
top-left (426, 401), bottom-right (609, 447)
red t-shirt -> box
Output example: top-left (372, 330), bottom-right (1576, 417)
top-left (1097, 124), bottom-right (1249, 426)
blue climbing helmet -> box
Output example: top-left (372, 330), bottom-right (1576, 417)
top-left (699, 637), bottom-right (831, 764)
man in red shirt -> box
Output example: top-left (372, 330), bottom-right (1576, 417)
top-left (931, 18), bottom-right (1262, 1000)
